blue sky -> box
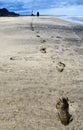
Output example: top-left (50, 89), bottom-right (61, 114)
top-left (0, 0), bottom-right (83, 15)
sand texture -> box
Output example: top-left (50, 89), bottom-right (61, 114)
top-left (0, 16), bottom-right (83, 130)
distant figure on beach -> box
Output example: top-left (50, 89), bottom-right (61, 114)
top-left (37, 12), bottom-right (39, 17)
top-left (31, 11), bottom-right (34, 16)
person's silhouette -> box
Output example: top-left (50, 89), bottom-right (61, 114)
top-left (31, 11), bottom-right (34, 16)
top-left (37, 12), bottom-right (39, 17)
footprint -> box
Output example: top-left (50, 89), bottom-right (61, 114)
top-left (36, 35), bottom-right (40, 37)
top-left (10, 56), bottom-right (22, 61)
top-left (36, 31), bottom-right (39, 33)
top-left (56, 36), bottom-right (62, 38)
top-left (56, 97), bottom-right (73, 125)
top-left (56, 62), bottom-right (65, 72)
top-left (30, 22), bottom-right (34, 31)
top-left (40, 47), bottom-right (46, 53)
top-left (41, 39), bottom-right (46, 43)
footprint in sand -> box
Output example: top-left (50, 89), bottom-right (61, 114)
top-left (56, 97), bottom-right (73, 125)
top-left (56, 36), bottom-right (62, 38)
top-left (30, 22), bottom-right (34, 31)
top-left (41, 39), bottom-right (46, 43)
top-left (10, 56), bottom-right (23, 61)
top-left (40, 47), bottom-right (46, 53)
top-left (36, 34), bottom-right (40, 37)
top-left (36, 31), bottom-right (39, 33)
top-left (56, 62), bottom-right (65, 72)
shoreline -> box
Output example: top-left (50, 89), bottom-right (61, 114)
top-left (57, 15), bottom-right (83, 25)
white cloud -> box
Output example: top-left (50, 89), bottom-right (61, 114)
top-left (40, 5), bottom-right (83, 15)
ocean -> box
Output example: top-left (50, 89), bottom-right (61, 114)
top-left (58, 15), bottom-right (83, 24)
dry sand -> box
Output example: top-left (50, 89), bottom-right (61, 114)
top-left (0, 16), bottom-right (83, 130)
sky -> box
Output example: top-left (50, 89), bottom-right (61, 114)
top-left (0, 0), bottom-right (83, 15)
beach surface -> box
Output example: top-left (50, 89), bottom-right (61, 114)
top-left (0, 16), bottom-right (83, 130)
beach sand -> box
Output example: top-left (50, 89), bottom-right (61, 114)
top-left (0, 16), bottom-right (83, 130)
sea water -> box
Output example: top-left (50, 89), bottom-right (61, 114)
top-left (58, 15), bottom-right (83, 24)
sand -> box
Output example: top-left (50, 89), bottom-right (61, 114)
top-left (0, 16), bottom-right (83, 130)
